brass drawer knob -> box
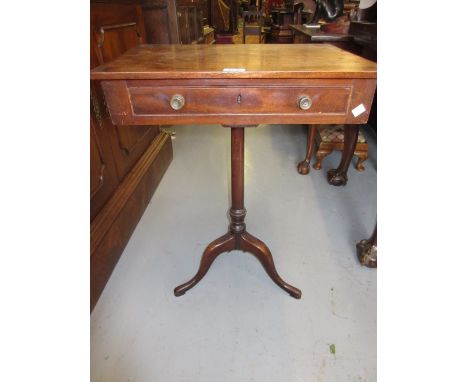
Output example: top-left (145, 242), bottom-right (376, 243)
top-left (298, 95), bottom-right (312, 110)
top-left (170, 94), bottom-right (185, 110)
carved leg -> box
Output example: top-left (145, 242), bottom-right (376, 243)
top-left (355, 151), bottom-right (368, 172)
top-left (356, 224), bottom-right (377, 268)
top-left (297, 125), bottom-right (317, 175)
top-left (174, 126), bottom-right (301, 298)
top-left (174, 233), bottom-right (236, 296)
top-left (313, 149), bottom-right (332, 170)
top-left (327, 124), bottom-right (359, 186)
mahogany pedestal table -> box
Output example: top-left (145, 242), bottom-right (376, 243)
top-left (91, 44), bottom-right (377, 298)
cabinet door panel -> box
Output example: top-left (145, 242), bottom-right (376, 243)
top-left (177, 5), bottom-right (203, 44)
top-left (90, 108), bottom-right (119, 220)
top-left (177, 7), bottom-right (189, 44)
top-left (142, 0), bottom-right (180, 44)
top-left (90, 121), bottom-right (104, 199)
top-left (91, 2), bottom-right (159, 181)
top-left (95, 24), bottom-right (142, 63)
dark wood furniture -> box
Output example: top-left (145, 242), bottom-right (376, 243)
top-left (294, 17), bottom-right (376, 186)
top-left (141, 0), bottom-right (180, 44)
top-left (356, 223), bottom-right (376, 267)
top-left (242, 10), bottom-right (266, 43)
top-left (297, 121), bottom-right (362, 186)
top-left (177, 0), bottom-right (205, 43)
top-left (347, 22), bottom-right (376, 65)
top-left (142, 0), bottom-right (209, 44)
top-left (290, 24), bottom-right (353, 45)
top-left (211, 0), bottom-right (237, 35)
top-left (90, 1), bottom-right (173, 311)
top-left (342, 16), bottom-right (377, 267)
top-left (91, 44), bottom-right (376, 298)
top-left (294, 3), bottom-right (378, 267)
top-left (297, 125), bottom-right (368, 174)
top-left (269, 9), bottom-right (294, 43)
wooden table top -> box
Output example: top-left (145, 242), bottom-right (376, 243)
top-left (289, 25), bottom-right (354, 43)
top-left (90, 44), bottom-right (376, 80)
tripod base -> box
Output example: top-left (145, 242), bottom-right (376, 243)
top-left (174, 230), bottom-right (302, 299)
top-left (174, 126), bottom-right (301, 299)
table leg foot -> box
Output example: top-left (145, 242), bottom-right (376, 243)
top-left (356, 239), bottom-right (377, 268)
top-left (297, 125), bottom-right (316, 175)
top-left (327, 125), bottom-right (359, 187)
top-left (356, 225), bottom-right (377, 268)
top-left (297, 160), bottom-right (311, 175)
top-left (174, 230), bottom-right (302, 298)
top-left (174, 232), bottom-right (236, 296)
top-left (327, 168), bottom-right (348, 186)
top-left (239, 231), bottom-right (302, 299)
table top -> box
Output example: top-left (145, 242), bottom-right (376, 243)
top-left (90, 44), bottom-right (376, 81)
top-left (289, 25), bottom-right (354, 43)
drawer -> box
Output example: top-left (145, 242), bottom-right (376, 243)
top-left (127, 85), bottom-right (352, 116)
top-left (101, 79), bottom-right (376, 125)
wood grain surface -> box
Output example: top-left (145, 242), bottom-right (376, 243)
top-left (90, 44), bottom-right (376, 80)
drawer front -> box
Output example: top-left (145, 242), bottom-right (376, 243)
top-left (101, 79), bottom-right (376, 125)
top-left (128, 86), bottom-right (352, 116)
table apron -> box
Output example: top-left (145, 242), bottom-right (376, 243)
top-left (100, 78), bottom-right (376, 126)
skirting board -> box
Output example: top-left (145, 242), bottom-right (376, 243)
top-left (91, 131), bottom-right (173, 311)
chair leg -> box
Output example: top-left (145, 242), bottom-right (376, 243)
top-left (297, 125), bottom-right (316, 175)
top-left (326, 125), bottom-right (359, 186)
top-left (355, 152), bottom-right (368, 171)
top-left (313, 149), bottom-right (332, 170)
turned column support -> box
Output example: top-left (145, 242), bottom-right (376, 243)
top-left (174, 125), bottom-right (302, 299)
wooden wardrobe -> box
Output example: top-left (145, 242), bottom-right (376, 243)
top-left (90, 0), bottom-right (173, 311)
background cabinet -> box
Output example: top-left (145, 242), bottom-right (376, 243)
top-left (91, 2), bottom-right (160, 182)
top-left (90, 0), bottom-right (214, 311)
top-left (141, 0), bottom-right (180, 43)
top-left (91, 0), bottom-right (173, 311)
top-left (177, 0), bottom-right (204, 44)
top-left (142, 0), bottom-right (209, 44)
top-left (90, 104), bottom-right (119, 220)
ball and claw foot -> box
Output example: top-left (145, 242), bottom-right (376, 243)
top-left (356, 239), bottom-right (377, 268)
top-left (355, 160), bottom-right (366, 172)
top-left (312, 161), bottom-right (322, 170)
top-left (327, 168), bottom-right (348, 186)
top-left (297, 160), bottom-right (311, 175)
